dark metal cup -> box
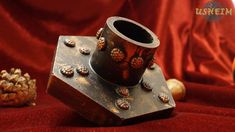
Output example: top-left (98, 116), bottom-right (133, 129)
top-left (91, 17), bottom-right (160, 86)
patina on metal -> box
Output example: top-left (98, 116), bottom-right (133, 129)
top-left (91, 17), bottom-right (159, 86)
top-left (47, 16), bottom-right (175, 125)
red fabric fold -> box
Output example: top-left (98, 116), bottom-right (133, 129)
top-left (0, 0), bottom-right (235, 131)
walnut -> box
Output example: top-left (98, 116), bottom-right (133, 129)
top-left (0, 68), bottom-right (36, 107)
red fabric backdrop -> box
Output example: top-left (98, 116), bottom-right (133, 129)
top-left (0, 0), bottom-right (235, 131)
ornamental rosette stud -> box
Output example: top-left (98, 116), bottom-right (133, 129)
top-left (115, 98), bottom-right (130, 110)
top-left (97, 37), bottom-right (106, 51)
top-left (79, 47), bottom-right (91, 55)
top-left (64, 39), bottom-right (76, 47)
top-left (116, 87), bottom-right (129, 97)
top-left (60, 65), bottom-right (74, 77)
top-left (110, 48), bottom-right (125, 62)
top-left (158, 93), bottom-right (169, 103)
top-left (96, 28), bottom-right (103, 39)
top-left (76, 65), bottom-right (89, 76)
top-left (130, 57), bottom-right (144, 69)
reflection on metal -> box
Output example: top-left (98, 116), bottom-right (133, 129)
top-left (148, 58), bottom-right (155, 70)
top-left (76, 77), bottom-right (90, 86)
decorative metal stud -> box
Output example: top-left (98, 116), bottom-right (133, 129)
top-left (141, 79), bottom-right (152, 91)
top-left (76, 65), bottom-right (89, 76)
top-left (130, 57), bottom-right (144, 69)
top-left (64, 39), bottom-right (76, 47)
top-left (158, 93), bottom-right (169, 103)
top-left (115, 98), bottom-right (130, 110)
top-left (111, 48), bottom-right (125, 62)
top-left (79, 47), bottom-right (90, 55)
top-left (60, 65), bottom-right (74, 77)
top-left (97, 37), bottom-right (106, 51)
top-left (96, 28), bottom-right (103, 39)
top-left (148, 58), bottom-right (156, 70)
top-left (116, 87), bottom-right (129, 97)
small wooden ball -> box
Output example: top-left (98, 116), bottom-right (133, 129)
top-left (166, 79), bottom-right (186, 101)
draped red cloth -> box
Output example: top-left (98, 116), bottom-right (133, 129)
top-left (0, 0), bottom-right (235, 131)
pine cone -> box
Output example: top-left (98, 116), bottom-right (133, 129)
top-left (0, 68), bottom-right (37, 107)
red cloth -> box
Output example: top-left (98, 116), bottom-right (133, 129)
top-left (0, 0), bottom-right (235, 131)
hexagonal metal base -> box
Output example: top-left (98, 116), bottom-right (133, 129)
top-left (47, 36), bottom-right (175, 125)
